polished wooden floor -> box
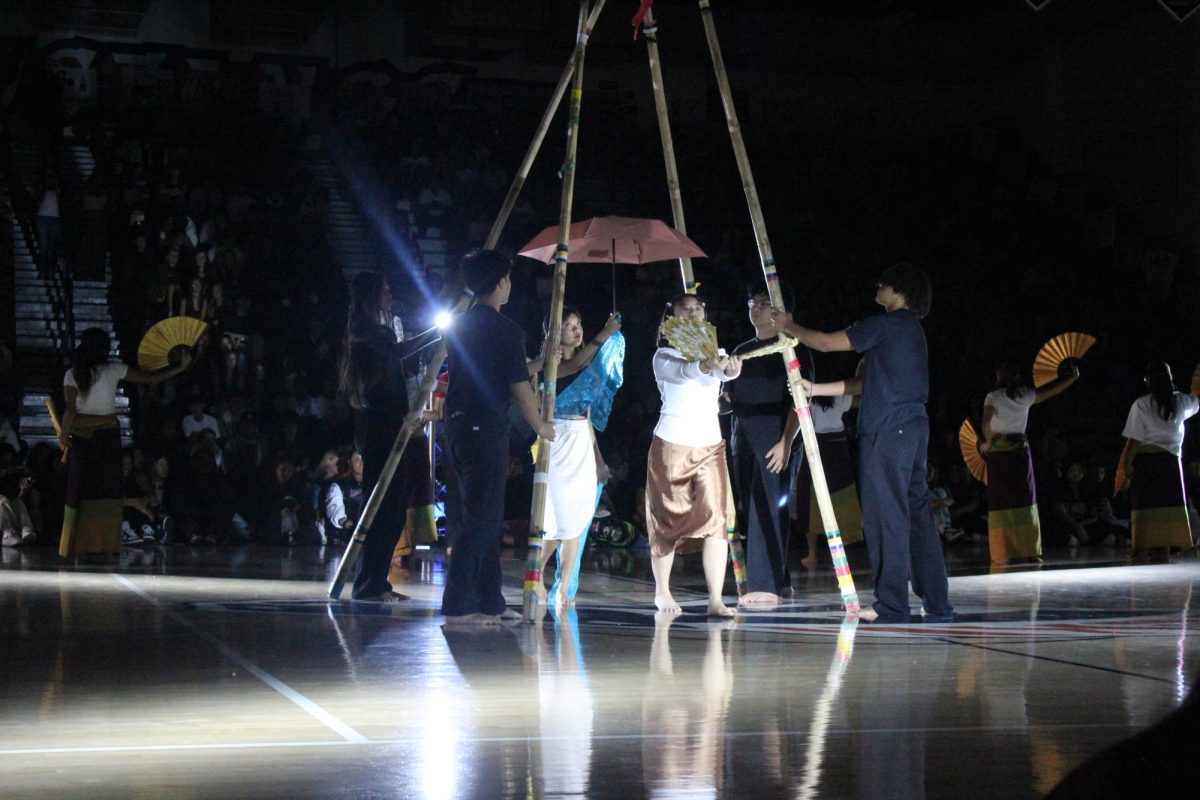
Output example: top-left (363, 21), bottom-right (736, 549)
top-left (1, 539), bottom-right (1197, 799)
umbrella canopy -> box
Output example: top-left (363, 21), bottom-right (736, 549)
top-left (518, 215), bottom-right (706, 264)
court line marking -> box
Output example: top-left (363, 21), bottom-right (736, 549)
top-left (109, 573), bottom-right (369, 744)
top-left (0, 720), bottom-right (1140, 758)
top-left (943, 638), bottom-right (1178, 684)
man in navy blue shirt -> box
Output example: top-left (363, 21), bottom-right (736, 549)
top-left (773, 264), bottom-right (953, 623)
top-left (442, 249), bottom-right (556, 626)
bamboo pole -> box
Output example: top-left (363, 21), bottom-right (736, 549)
top-left (642, 6), bottom-right (746, 595)
top-left (326, 0), bottom-right (606, 600)
top-left (523, 0), bottom-right (593, 622)
top-left (698, 0), bottom-right (860, 613)
top-left (640, 8), bottom-right (694, 293)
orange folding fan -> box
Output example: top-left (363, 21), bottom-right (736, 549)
top-left (138, 317), bottom-right (208, 372)
top-left (1032, 332), bottom-right (1095, 388)
top-left (958, 419), bottom-right (987, 485)
top-left (1113, 439), bottom-right (1131, 496)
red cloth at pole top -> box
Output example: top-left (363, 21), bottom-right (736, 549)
top-left (632, 0), bottom-right (654, 40)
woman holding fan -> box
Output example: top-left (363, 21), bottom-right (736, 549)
top-left (981, 359), bottom-right (1079, 563)
top-left (1118, 361), bottom-right (1199, 563)
top-left (58, 328), bottom-right (194, 559)
top-left (645, 294), bottom-right (740, 617)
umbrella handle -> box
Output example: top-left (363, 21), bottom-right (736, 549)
top-left (611, 237), bottom-right (617, 314)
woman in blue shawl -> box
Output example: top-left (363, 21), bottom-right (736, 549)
top-left (536, 308), bottom-right (624, 607)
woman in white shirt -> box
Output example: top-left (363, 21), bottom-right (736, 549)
top-left (645, 295), bottom-right (741, 617)
top-left (58, 328), bottom-right (193, 559)
top-left (1119, 361), bottom-right (1199, 563)
top-left (981, 360), bottom-right (1078, 563)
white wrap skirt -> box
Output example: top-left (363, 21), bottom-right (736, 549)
top-left (544, 418), bottom-right (598, 541)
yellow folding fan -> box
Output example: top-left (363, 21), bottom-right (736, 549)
top-left (1032, 332), bottom-right (1095, 388)
top-left (659, 316), bottom-right (719, 361)
top-left (138, 317), bottom-right (208, 371)
top-left (958, 418), bottom-right (987, 485)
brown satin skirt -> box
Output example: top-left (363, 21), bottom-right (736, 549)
top-left (645, 436), bottom-right (729, 557)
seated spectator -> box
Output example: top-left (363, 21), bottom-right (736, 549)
top-left (121, 449), bottom-right (168, 545)
top-left (182, 398), bottom-right (221, 444)
top-left (0, 464), bottom-right (38, 546)
top-left (927, 459), bottom-right (964, 543)
top-left (1048, 460), bottom-right (1121, 546)
top-left (323, 450), bottom-right (364, 544)
top-left (176, 448), bottom-right (235, 545)
top-left (250, 454), bottom-right (318, 546)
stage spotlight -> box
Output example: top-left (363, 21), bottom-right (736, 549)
top-left (435, 311), bottom-right (454, 330)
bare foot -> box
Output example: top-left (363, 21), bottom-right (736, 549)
top-left (737, 591), bottom-right (780, 608)
top-left (852, 605), bottom-right (878, 622)
top-left (708, 600), bottom-right (735, 618)
top-left (554, 589), bottom-right (576, 609)
top-left (498, 608), bottom-right (523, 624)
top-left (355, 590), bottom-right (408, 603)
top-left (655, 594), bottom-right (682, 614)
top-left (800, 553), bottom-right (817, 569)
top-left (443, 612), bottom-right (501, 627)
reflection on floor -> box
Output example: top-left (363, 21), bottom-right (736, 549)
top-left (1, 541), bottom-right (1197, 799)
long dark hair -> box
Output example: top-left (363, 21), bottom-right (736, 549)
top-left (1144, 361), bottom-right (1177, 421)
top-left (71, 328), bottom-right (112, 397)
top-left (994, 360), bottom-right (1028, 400)
top-left (338, 272), bottom-right (389, 410)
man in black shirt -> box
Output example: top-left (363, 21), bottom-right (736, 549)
top-left (441, 250), bottom-right (555, 626)
top-left (774, 264), bottom-right (953, 623)
top-left (728, 280), bottom-right (804, 606)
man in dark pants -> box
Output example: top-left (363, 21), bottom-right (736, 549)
top-left (727, 280), bottom-right (805, 607)
top-left (441, 249), bottom-right (556, 626)
top-left (774, 263), bottom-right (953, 623)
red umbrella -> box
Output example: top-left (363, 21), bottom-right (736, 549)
top-left (518, 215), bottom-right (707, 311)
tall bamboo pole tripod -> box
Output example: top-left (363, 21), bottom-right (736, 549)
top-left (698, 0), bottom-right (860, 614)
top-left (522, 0), bottom-right (595, 622)
top-left (639, 6), bottom-right (748, 596)
top-left (327, 0), bottom-right (606, 600)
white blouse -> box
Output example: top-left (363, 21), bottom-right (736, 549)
top-left (984, 387), bottom-right (1035, 436)
top-left (63, 362), bottom-right (128, 416)
top-left (812, 395), bottom-right (853, 434)
top-left (652, 347), bottom-right (732, 447)
top-left (1121, 392), bottom-right (1199, 457)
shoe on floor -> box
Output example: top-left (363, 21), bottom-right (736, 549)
top-left (20, 528), bottom-right (37, 545)
top-left (1, 528), bottom-right (19, 547)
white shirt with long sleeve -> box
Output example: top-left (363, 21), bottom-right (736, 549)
top-left (652, 347), bottom-right (731, 448)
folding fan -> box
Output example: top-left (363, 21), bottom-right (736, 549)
top-left (138, 317), bottom-right (208, 371)
top-left (1113, 439), bottom-right (1131, 496)
top-left (958, 418), bottom-right (987, 485)
top-left (1191, 364), bottom-right (1200, 396)
top-left (659, 317), bottom-right (719, 361)
top-left (1031, 332), bottom-right (1095, 388)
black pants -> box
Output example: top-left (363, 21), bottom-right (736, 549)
top-left (441, 415), bottom-right (509, 617)
top-left (858, 418), bottom-right (953, 621)
top-left (353, 416), bottom-right (407, 599)
top-left (732, 419), bottom-right (800, 594)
